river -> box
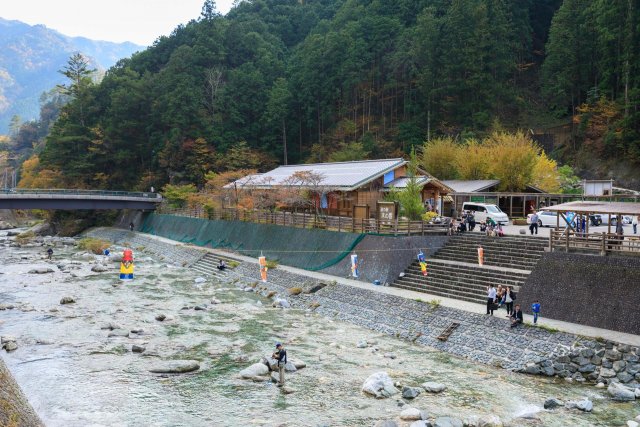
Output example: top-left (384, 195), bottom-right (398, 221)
top-left (0, 229), bottom-right (637, 426)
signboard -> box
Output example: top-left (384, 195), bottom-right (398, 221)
top-left (470, 196), bottom-right (485, 202)
top-left (377, 201), bottom-right (397, 224)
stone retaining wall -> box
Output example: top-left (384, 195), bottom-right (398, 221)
top-left (84, 228), bottom-right (206, 266)
top-left (0, 356), bottom-right (44, 427)
top-left (319, 234), bottom-right (449, 284)
top-left (518, 252), bottom-right (640, 334)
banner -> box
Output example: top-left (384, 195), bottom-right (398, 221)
top-left (417, 251), bottom-right (427, 276)
top-left (350, 254), bottom-right (359, 278)
top-left (259, 256), bottom-right (268, 282)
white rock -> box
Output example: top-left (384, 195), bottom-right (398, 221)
top-left (477, 414), bottom-right (503, 427)
top-left (362, 371), bottom-right (399, 398)
top-left (608, 382), bottom-right (636, 401)
top-left (400, 407), bottom-right (425, 421)
top-left (422, 382), bottom-right (447, 393)
top-left (627, 421), bottom-right (639, 427)
top-left (149, 360), bottom-right (200, 374)
top-left (239, 363), bottom-right (270, 379)
top-left (194, 277), bottom-right (206, 283)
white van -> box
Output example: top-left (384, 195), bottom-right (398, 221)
top-left (462, 202), bottom-right (509, 225)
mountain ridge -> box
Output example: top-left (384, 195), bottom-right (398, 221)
top-left (0, 17), bottom-right (143, 133)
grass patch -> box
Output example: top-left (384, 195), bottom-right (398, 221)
top-left (288, 287), bottom-right (303, 295)
top-left (523, 321), bottom-right (559, 333)
top-left (227, 260), bottom-right (240, 268)
top-left (428, 299), bottom-right (441, 309)
top-left (265, 260), bottom-right (279, 269)
top-left (78, 238), bottom-right (111, 254)
top-left (15, 230), bottom-right (35, 245)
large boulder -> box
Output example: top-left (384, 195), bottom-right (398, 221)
top-left (422, 382), bottom-right (447, 393)
top-left (149, 360), bottom-right (200, 374)
top-left (60, 296), bottom-right (75, 304)
top-left (400, 407), bottom-right (426, 421)
top-left (608, 382), bottom-right (636, 401)
top-left (402, 386), bottom-right (422, 399)
top-left (565, 398), bottom-right (593, 412)
top-left (91, 264), bottom-right (109, 273)
top-left (434, 417), bottom-right (463, 427)
top-left (543, 397), bottom-right (564, 409)
top-left (239, 363), bottom-right (270, 379)
top-left (29, 268), bottom-right (54, 274)
top-left (478, 415), bottom-right (503, 427)
top-left (362, 372), bottom-right (399, 398)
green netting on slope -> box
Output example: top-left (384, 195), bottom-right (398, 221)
top-left (140, 214), bottom-right (365, 271)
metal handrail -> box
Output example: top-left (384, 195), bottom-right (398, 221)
top-left (0, 188), bottom-right (162, 199)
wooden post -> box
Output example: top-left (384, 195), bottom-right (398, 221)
top-left (601, 233), bottom-right (606, 255)
top-left (338, 216), bottom-right (342, 232)
top-left (421, 220), bottom-right (425, 236)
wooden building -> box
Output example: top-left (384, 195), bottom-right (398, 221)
top-left (228, 158), bottom-right (452, 219)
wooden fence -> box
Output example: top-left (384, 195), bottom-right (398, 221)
top-left (550, 229), bottom-right (640, 255)
top-left (157, 206), bottom-right (449, 236)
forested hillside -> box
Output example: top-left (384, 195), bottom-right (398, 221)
top-left (12, 0), bottom-right (640, 191)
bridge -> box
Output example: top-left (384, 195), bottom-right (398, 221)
top-left (0, 189), bottom-right (162, 210)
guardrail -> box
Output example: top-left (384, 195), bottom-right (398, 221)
top-left (0, 188), bottom-right (162, 199)
top-left (158, 206), bottom-right (449, 236)
top-left (550, 229), bottom-right (640, 255)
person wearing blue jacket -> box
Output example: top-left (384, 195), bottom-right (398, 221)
top-left (531, 300), bottom-right (541, 324)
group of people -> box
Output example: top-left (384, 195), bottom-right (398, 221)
top-left (485, 284), bottom-right (541, 328)
top-left (449, 212), bottom-right (503, 237)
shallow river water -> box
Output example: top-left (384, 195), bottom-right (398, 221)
top-left (0, 230), bottom-right (638, 426)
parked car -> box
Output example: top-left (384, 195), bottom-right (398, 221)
top-left (527, 211), bottom-right (558, 227)
top-left (597, 214), bottom-right (632, 225)
top-left (462, 202), bottom-right (509, 225)
top-left (527, 211), bottom-right (602, 227)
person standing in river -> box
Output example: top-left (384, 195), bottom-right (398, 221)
top-left (272, 343), bottom-right (287, 387)
top-left (46, 248), bottom-right (53, 260)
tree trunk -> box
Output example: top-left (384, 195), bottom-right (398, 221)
top-left (282, 118), bottom-right (288, 165)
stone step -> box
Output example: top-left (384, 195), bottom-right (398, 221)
top-left (403, 271), bottom-right (524, 289)
top-left (430, 257), bottom-right (538, 270)
top-left (392, 281), bottom-right (486, 305)
top-left (405, 264), bottom-right (527, 282)
top-left (433, 248), bottom-right (542, 262)
top-left (437, 242), bottom-right (546, 253)
top-left (449, 234), bottom-right (547, 243)
top-left (414, 259), bottom-right (531, 277)
top-left (396, 276), bottom-right (521, 295)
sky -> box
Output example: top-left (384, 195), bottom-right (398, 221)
top-left (1, 0), bottom-right (235, 46)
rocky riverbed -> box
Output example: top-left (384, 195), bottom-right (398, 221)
top-left (1, 228), bottom-right (639, 426)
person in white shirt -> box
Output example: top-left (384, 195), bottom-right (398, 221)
top-left (486, 285), bottom-right (497, 315)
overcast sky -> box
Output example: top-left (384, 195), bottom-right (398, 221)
top-left (1, 0), bottom-right (235, 46)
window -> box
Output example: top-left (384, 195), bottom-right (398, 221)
top-left (486, 205), bottom-right (501, 213)
top-left (383, 170), bottom-right (394, 185)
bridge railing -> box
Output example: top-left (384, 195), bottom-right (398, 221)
top-left (0, 188), bottom-right (162, 199)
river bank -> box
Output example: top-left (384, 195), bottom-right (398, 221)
top-left (1, 227), bottom-right (639, 425)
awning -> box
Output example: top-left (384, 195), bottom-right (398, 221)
top-left (541, 201), bottom-right (640, 216)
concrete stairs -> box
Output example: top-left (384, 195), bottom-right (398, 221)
top-left (190, 253), bottom-right (236, 278)
top-left (392, 234), bottom-right (546, 304)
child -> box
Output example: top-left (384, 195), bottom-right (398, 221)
top-left (531, 300), bottom-right (541, 325)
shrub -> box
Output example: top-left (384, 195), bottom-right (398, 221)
top-left (78, 238), bottom-right (111, 254)
top-left (265, 260), bottom-right (278, 269)
top-left (422, 211), bottom-right (438, 222)
top-left (15, 230), bottom-right (35, 245)
top-left (428, 299), bottom-right (441, 309)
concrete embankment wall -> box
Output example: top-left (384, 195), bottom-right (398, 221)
top-left (137, 214), bottom-right (447, 283)
top-left (0, 356), bottom-right (44, 427)
top-left (519, 252), bottom-right (640, 335)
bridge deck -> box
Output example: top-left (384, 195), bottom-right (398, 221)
top-left (0, 189), bottom-right (162, 210)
